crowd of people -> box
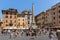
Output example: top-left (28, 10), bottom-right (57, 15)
top-left (1, 29), bottom-right (20, 38)
top-left (0, 29), bottom-right (59, 40)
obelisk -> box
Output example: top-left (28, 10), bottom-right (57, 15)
top-left (31, 3), bottom-right (37, 29)
top-left (32, 3), bottom-right (35, 24)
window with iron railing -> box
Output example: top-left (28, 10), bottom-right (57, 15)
top-left (10, 20), bottom-right (12, 23)
top-left (53, 17), bottom-right (55, 20)
top-left (59, 16), bottom-right (60, 18)
top-left (59, 10), bottom-right (60, 13)
top-left (6, 12), bottom-right (8, 15)
top-left (54, 22), bottom-right (55, 24)
top-left (59, 21), bottom-right (60, 23)
top-left (6, 24), bottom-right (8, 26)
top-left (6, 16), bottom-right (8, 18)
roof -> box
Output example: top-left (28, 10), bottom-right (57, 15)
top-left (51, 2), bottom-right (60, 8)
top-left (22, 9), bottom-right (31, 13)
top-left (35, 11), bottom-right (45, 17)
top-left (2, 8), bottom-right (18, 13)
top-left (17, 14), bottom-right (25, 17)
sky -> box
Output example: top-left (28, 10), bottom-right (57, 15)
top-left (0, 0), bottom-right (60, 18)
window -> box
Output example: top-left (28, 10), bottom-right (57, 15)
top-left (10, 16), bottom-right (12, 18)
top-left (14, 20), bottom-right (16, 23)
top-left (6, 24), bottom-right (8, 26)
top-left (54, 22), bottom-right (55, 24)
top-left (18, 19), bottom-right (20, 21)
top-left (28, 21), bottom-right (30, 24)
top-left (50, 26), bottom-right (52, 27)
top-left (59, 16), bottom-right (60, 18)
top-left (28, 15), bottom-right (30, 20)
top-left (42, 17), bottom-right (45, 19)
top-left (59, 21), bottom-right (60, 23)
top-left (28, 17), bottom-right (30, 20)
top-left (6, 16), bottom-right (8, 18)
top-left (18, 23), bottom-right (20, 26)
top-left (14, 13), bottom-right (16, 15)
top-left (22, 16), bottom-right (24, 17)
top-left (23, 23), bottom-right (24, 25)
top-left (9, 23), bottom-right (13, 26)
top-left (53, 12), bottom-right (55, 15)
top-left (46, 16), bottom-right (47, 18)
top-left (23, 19), bottom-right (24, 21)
top-left (6, 20), bottom-right (8, 23)
top-left (53, 17), bottom-right (55, 19)
top-left (59, 10), bottom-right (60, 13)
top-left (6, 12), bottom-right (8, 15)
top-left (43, 22), bottom-right (44, 24)
top-left (23, 23), bottom-right (24, 28)
top-left (10, 20), bottom-right (12, 23)
top-left (9, 20), bottom-right (13, 26)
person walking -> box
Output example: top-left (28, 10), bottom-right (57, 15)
top-left (10, 31), bottom-right (13, 39)
top-left (8, 30), bottom-right (10, 35)
top-left (39, 30), bottom-right (41, 36)
top-left (21, 30), bottom-right (24, 36)
top-left (49, 30), bottom-right (54, 40)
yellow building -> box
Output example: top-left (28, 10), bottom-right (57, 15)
top-left (2, 8), bottom-right (18, 29)
top-left (2, 8), bottom-right (32, 30)
top-left (17, 14), bottom-right (28, 29)
top-left (2, 3), bottom-right (35, 30)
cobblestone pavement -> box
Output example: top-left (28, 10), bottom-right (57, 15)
top-left (0, 33), bottom-right (58, 40)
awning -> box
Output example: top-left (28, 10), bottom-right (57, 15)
top-left (3, 27), bottom-right (18, 29)
top-left (3, 27), bottom-right (29, 29)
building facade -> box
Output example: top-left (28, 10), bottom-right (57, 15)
top-left (35, 12), bottom-right (45, 28)
top-left (0, 19), bottom-right (3, 31)
top-left (2, 8), bottom-right (33, 30)
top-left (1, 3), bottom-right (37, 30)
top-left (17, 13), bottom-right (28, 29)
top-left (35, 2), bottom-right (60, 29)
top-left (2, 8), bottom-right (18, 29)
top-left (22, 10), bottom-right (32, 28)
